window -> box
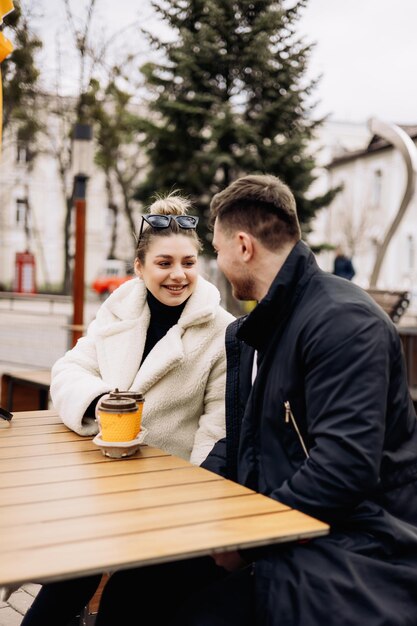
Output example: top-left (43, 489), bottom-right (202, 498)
top-left (407, 234), bottom-right (415, 272)
top-left (16, 198), bottom-right (28, 226)
top-left (16, 142), bottom-right (30, 164)
top-left (106, 206), bottom-right (117, 227)
top-left (372, 169), bottom-right (382, 208)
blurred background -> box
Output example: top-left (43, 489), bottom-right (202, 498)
top-left (1, 0), bottom-right (417, 371)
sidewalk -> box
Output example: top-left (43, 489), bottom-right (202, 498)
top-left (0, 584), bottom-right (40, 626)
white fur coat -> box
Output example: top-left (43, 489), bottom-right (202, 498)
top-left (50, 276), bottom-right (234, 464)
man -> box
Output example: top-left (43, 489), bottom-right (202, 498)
top-left (191, 173), bottom-right (417, 625)
top-left (87, 174), bottom-right (417, 626)
top-left (333, 244), bottom-right (355, 280)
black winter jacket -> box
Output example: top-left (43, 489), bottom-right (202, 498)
top-left (203, 241), bottom-right (417, 625)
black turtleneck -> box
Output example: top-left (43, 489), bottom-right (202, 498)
top-left (141, 289), bottom-right (188, 365)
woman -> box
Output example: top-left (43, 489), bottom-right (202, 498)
top-left (51, 192), bottom-right (234, 464)
top-left (21, 192), bottom-right (234, 626)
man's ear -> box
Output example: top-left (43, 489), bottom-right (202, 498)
top-left (237, 232), bottom-right (254, 262)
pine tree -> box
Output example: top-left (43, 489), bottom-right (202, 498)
top-left (135, 0), bottom-right (338, 246)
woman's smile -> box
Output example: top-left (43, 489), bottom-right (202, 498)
top-left (164, 284), bottom-right (188, 291)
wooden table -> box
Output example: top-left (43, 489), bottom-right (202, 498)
top-left (1, 370), bottom-right (51, 412)
top-left (0, 410), bottom-right (329, 588)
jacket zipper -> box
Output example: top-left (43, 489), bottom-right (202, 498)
top-left (284, 401), bottom-right (309, 458)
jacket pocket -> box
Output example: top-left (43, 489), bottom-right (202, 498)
top-left (284, 400), bottom-right (309, 458)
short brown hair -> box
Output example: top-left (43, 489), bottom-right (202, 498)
top-left (135, 191), bottom-right (203, 262)
top-left (210, 174), bottom-right (301, 251)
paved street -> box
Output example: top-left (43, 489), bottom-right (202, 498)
top-left (0, 584), bottom-right (40, 626)
top-left (0, 293), bottom-right (101, 373)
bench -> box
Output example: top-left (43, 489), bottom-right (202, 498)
top-left (365, 289), bottom-right (410, 323)
top-left (0, 370), bottom-right (51, 412)
top-left (363, 297), bottom-right (416, 410)
top-left (398, 327), bottom-right (417, 412)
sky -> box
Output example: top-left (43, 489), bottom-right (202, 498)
top-left (35, 0), bottom-right (417, 126)
top-left (298, 0), bottom-right (417, 125)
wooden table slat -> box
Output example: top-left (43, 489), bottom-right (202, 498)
top-left (1, 479), bottom-right (255, 525)
top-left (0, 445), bottom-right (167, 473)
top-left (0, 454), bottom-right (191, 488)
top-left (1, 415), bottom-right (63, 428)
top-left (0, 439), bottom-right (104, 459)
top-left (0, 423), bottom-right (73, 437)
top-left (0, 465), bottom-right (222, 506)
top-left (0, 430), bottom-right (95, 447)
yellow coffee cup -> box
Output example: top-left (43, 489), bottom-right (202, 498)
top-left (109, 390), bottom-right (145, 436)
top-left (97, 397), bottom-right (143, 442)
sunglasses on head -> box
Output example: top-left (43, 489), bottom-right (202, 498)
top-left (138, 214), bottom-right (199, 239)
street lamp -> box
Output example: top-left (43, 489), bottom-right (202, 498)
top-left (71, 122), bottom-right (93, 347)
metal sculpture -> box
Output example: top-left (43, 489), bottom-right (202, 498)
top-left (368, 117), bottom-right (417, 287)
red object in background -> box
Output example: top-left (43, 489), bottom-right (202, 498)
top-left (91, 274), bottom-right (132, 296)
top-left (14, 251), bottom-right (36, 293)
top-left (91, 260), bottom-right (133, 298)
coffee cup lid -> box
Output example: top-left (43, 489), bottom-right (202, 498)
top-left (99, 397), bottom-right (137, 412)
top-left (110, 389), bottom-right (144, 402)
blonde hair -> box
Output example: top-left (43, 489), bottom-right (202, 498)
top-left (147, 191), bottom-right (192, 216)
top-left (135, 191), bottom-right (202, 261)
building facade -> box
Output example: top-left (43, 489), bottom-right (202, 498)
top-left (309, 121), bottom-right (417, 313)
top-left (0, 99), bottom-right (139, 293)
